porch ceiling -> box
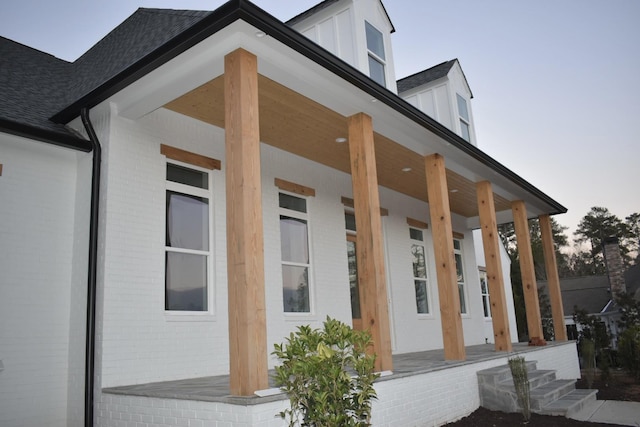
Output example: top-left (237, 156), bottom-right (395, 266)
top-left (164, 74), bottom-right (512, 219)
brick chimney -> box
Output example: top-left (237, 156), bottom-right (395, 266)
top-left (603, 236), bottom-right (626, 300)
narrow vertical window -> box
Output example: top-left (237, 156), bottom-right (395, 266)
top-left (165, 162), bottom-right (212, 312)
top-left (280, 192), bottom-right (312, 313)
top-left (456, 94), bottom-right (471, 142)
top-left (345, 212), bottom-right (361, 320)
top-left (410, 227), bottom-right (430, 314)
top-left (480, 269), bottom-right (491, 318)
top-left (453, 238), bottom-right (467, 314)
top-left (365, 21), bottom-right (386, 87)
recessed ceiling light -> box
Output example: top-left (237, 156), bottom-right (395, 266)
top-left (335, 137), bottom-right (347, 143)
top-left (402, 167), bottom-right (412, 172)
top-left (450, 189), bottom-right (459, 193)
top-left (255, 31), bottom-right (266, 38)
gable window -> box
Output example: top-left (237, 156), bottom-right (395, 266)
top-left (165, 162), bottom-right (212, 312)
top-left (456, 94), bottom-right (471, 142)
top-left (454, 238), bottom-right (467, 314)
top-left (365, 21), bottom-right (386, 86)
top-left (479, 269), bottom-right (491, 318)
top-left (280, 192), bottom-right (312, 313)
top-left (410, 227), bottom-right (430, 314)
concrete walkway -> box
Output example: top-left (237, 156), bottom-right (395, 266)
top-left (571, 400), bottom-right (640, 426)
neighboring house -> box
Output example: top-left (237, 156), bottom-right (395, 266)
top-left (1, 0), bottom-right (573, 426)
top-left (540, 239), bottom-right (640, 345)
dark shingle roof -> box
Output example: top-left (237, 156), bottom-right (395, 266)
top-left (539, 264), bottom-right (640, 317)
top-left (0, 37), bottom-right (79, 142)
top-left (0, 8), bottom-right (210, 147)
top-left (396, 59), bottom-right (457, 94)
top-left (539, 275), bottom-right (611, 316)
top-left (69, 9), bottom-right (211, 108)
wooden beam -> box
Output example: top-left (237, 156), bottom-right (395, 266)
top-left (224, 48), bottom-right (268, 395)
top-left (348, 112), bottom-right (393, 371)
top-left (511, 200), bottom-right (545, 345)
top-left (341, 196), bottom-right (388, 216)
top-left (539, 214), bottom-right (567, 341)
top-left (406, 217), bottom-right (428, 229)
top-left (476, 181), bottom-right (512, 352)
top-left (274, 178), bottom-right (316, 197)
top-left (425, 154), bottom-right (465, 360)
top-left (160, 144), bottom-right (221, 170)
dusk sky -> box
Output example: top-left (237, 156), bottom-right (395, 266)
top-left (2, 0), bottom-right (638, 245)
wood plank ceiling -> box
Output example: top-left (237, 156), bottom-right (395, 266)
top-left (164, 74), bottom-right (511, 218)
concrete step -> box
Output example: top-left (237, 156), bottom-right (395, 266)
top-left (539, 389), bottom-right (599, 417)
top-left (529, 379), bottom-right (577, 410)
top-left (477, 361), bottom-right (538, 386)
top-left (498, 369), bottom-right (557, 391)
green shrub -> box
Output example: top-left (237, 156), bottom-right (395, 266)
top-left (618, 326), bottom-right (640, 380)
top-left (272, 317), bottom-right (379, 427)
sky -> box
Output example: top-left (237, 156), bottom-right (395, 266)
top-left (2, 0), bottom-right (639, 244)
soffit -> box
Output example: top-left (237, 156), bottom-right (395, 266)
top-left (164, 74), bottom-right (512, 218)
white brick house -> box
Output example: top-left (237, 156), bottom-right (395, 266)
top-left (0, 1), bottom-right (573, 425)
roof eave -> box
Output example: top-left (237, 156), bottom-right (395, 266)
top-left (0, 118), bottom-right (91, 152)
top-left (49, 0), bottom-right (566, 215)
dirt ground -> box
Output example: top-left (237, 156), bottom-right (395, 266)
top-left (444, 369), bottom-right (640, 427)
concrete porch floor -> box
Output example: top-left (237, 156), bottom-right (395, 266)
top-left (103, 341), bottom-right (573, 406)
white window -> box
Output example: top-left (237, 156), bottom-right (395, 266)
top-left (456, 94), bottom-right (471, 143)
top-left (280, 192), bottom-right (312, 313)
top-left (453, 238), bottom-right (467, 314)
top-left (480, 269), bottom-right (491, 318)
top-left (365, 21), bottom-right (386, 86)
top-left (410, 227), bottom-right (430, 314)
top-left (165, 162), bottom-right (212, 312)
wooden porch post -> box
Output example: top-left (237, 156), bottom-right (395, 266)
top-left (347, 112), bottom-right (393, 372)
top-left (511, 200), bottom-right (545, 345)
top-left (425, 154), bottom-right (465, 360)
top-left (476, 181), bottom-right (512, 352)
top-left (539, 214), bottom-right (567, 341)
top-left (224, 48), bottom-right (268, 395)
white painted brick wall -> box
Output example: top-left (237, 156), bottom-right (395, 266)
top-left (96, 343), bottom-right (580, 427)
top-left (95, 106), bottom-right (516, 389)
top-left (0, 133), bottom-right (81, 427)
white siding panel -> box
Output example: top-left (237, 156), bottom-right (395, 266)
top-left (317, 17), bottom-right (337, 55)
top-left (336, 9), bottom-right (355, 66)
top-left (0, 134), bottom-right (79, 427)
top-left (418, 89), bottom-right (436, 119)
top-left (301, 27), bottom-right (317, 43)
top-left (435, 84), bottom-right (452, 129)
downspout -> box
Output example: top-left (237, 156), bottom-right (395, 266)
top-left (80, 107), bottom-right (101, 427)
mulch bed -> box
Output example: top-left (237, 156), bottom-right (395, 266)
top-left (444, 369), bottom-right (640, 427)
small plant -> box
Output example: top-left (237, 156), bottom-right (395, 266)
top-left (508, 356), bottom-right (531, 421)
top-left (618, 325), bottom-right (640, 380)
top-left (581, 339), bottom-right (596, 388)
top-left (272, 317), bottom-right (379, 427)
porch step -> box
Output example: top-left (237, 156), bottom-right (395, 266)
top-left (477, 361), bottom-right (598, 419)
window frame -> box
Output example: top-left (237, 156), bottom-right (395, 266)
top-left (164, 159), bottom-right (215, 317)
top-left (479, 269), bottom-right (491, 319)
top-left (409, 226), bottom-right (431, 316)
top-left (279, 190), bottom-right (314, 315)
top-left (365, 20), bottom-right (387, 87)
top-left (456, 93), bottom-right (472, 143)
top-left (453, 238), bottom-right (468, 315)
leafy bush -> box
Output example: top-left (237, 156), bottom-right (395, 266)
top-left (618, 326), bottom-right (640, 380)
top-left (272, 317), bottom-right (379, 427)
